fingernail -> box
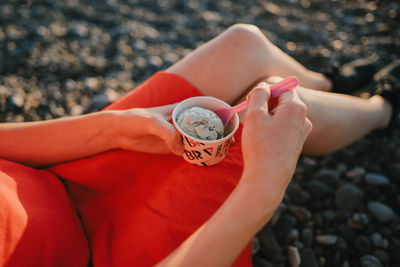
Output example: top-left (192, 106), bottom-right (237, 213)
top-left (247, 82), bottom-right (269, 99)
top-left (257, 82), bottom-right (268, 88)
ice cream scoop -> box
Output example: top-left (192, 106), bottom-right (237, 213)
top-left (176, 106), bottom-right (224, 141)
top-left (213, 76), bottom-right (299, 126)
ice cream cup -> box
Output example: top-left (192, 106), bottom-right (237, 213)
top-left (172, 96), bottom-right (240, 167)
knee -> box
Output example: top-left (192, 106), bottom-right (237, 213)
top-left (222, 23), bottom-right (268, 47)
top-left (227, 23), bottom-right (263, 35)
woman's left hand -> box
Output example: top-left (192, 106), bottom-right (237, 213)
top-left (111, 104), bottom-right (184, 156)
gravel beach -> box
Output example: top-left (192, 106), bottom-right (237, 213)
top-left (1, 0), bottom-right (400, 266)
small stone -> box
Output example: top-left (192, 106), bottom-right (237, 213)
top-left (163, 52), bottom-right (179, 64)
top-left (333, 251), bottom-right (342, 266)
top-left (69, 104), bottom-right (83, 116)
top-left (315, 234), bottom-right (338, 246)
top-left (338, 224), bottom-right (356, 241)
top-left (286, 228), bottom-right (300, 243)
top-left (149, 55), bottom-right (163, 67)
top-left (301, 228), bottom-right (313, 247)
top-left (359, 255), bottom-right (383, 267)
top-left (348, 218), bottom-right (363, 229)
top-left (346, 167), bottom-right (365, 180)
top-left (337, 163), bottom-right (347, 175)
top-left (133, 39), bottom-right (147, 50)
top-left (335, 183), bottom-right (364, 213)
top-left (302, 156), bottom-right (317, 166)
top-left (269, 203), bottom-right (286, 225)
top-left (389, 238), bottom-right (400, 264)
top-left (288, 205), bottom-right (312, 222)
top-left (318, 256), bottom-right (326, 266)
top-left (380, 227), bottom-right (392, 238)
top-left (11, 93), bottom-right (24, 107)
top-left (336, 237), bottom-right (347, 251)
top-left (84, 77), bottom-right (102, 91)
top-left (300, 248), bottom-right (318, 267)
top-left (258, 227), bottom-right (283, 261)
top-left (355, 235), bottom-right (372, 255)
top-left (372, 250), bottom-right (390, 263)
top-left (322, 210), bottom-right (336, 222)
top-left (251, 236), bottom-right (260, 255)
top-left (252, 256), bottom-right (274, 267)
top-left (307, 179), bottom-right (332, 198)
top-left (364, 173), bottom-right (390, 186)
top-left (273, 214), bottom-right (297, 241)
top-left (370, 233), bottom-right (387, 249)
top-left (367, 201), bottom-right (396, 223)
top-left (389, 163), bottom-right (400, 182)
top-left (353, 213), bottom-right (370, 225)
top-left (91, 89), bottom-right (119, 108)
top-left (286, 183), bottom-right (311, 204)
top-left (313, 168), bottom-right (340, 186)
top-left (287, 246), bottom-right (301, 267)
top-left (348, 213), bottom-right (370, 229)
top-left (391, 220), bottom-right (400, 236)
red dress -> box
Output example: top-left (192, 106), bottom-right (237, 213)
top-left (1, 71), bottom-right (252, 267)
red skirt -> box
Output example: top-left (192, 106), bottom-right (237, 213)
top-left (1, 71), bottom-right (252, 267)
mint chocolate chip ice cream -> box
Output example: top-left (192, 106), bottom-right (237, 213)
top-left (177, 107), bottom-right (224, 141)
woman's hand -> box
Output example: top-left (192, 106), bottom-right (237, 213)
top-left (241, 82), bottom-right (312, 192)
top-left (111, 104), bottom-right (184, 156)
top-left (0, 104), bottom-right (183, 167)
top-left (157, 84), bottom-right (312, 267)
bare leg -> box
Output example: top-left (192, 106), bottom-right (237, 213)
top-left (167, 24), bottom-right (391, 155)
top-left (299, 88), bottom-right (390, 155)
top-left (231, 75), bottom-right (391, 155)
top-left (167, 23), bottom-right (332, 106)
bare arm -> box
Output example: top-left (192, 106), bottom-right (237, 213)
top-left (0, 105), bottom-right (183, 167)
top-left (157, 83), bottom-right (312, 266)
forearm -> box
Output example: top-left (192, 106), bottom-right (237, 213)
top-left (0, 111), bottom-right (119, 167)
top-left (157, 166), bottom-right (289, 267)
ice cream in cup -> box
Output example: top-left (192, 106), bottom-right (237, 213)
top-left (172, 96), bottom-right (240, 166)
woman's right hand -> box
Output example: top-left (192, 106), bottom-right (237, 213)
top-left (157, 82), bottom-right (312, 267)
top-left (241, 82), bottom-right (312, 190)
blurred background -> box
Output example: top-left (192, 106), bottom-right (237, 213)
top-left (1, 0), bottom-right (400, 266)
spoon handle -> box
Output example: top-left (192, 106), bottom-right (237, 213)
top-left (231, 76), bottom-right (299, 113)
top-left (230, 98), bottom-right (249, 114)
top-left (270, 76), bottom-right (299, 98)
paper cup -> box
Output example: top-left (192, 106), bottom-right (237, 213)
top-left (172, 96), bottom-right (239, 166)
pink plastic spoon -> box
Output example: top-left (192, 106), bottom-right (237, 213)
top-left (214, 76), bottom-right (299, 126)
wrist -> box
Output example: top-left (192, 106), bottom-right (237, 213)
top-left (240, 162), bottom-right (292, 206)
top-left (221, 173), bottom-right (285, 235)
top-left (103, 109), bottom-right (148, 151)
top-left (92, 111), bottom-right (122, 151)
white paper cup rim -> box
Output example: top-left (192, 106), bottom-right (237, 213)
top-left (172, 96), bottom-right (240, 143)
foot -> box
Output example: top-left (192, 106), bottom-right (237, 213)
top-left (368, 95), bottom-right (393, 129)
top-left (371, 60), bottom-right (400, 125)
top-left (324, 58), bottom-right (376, 94)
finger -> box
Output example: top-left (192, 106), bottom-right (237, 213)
top-left (148, 116), bottom-right (184, 155)
top-left (247, 82), bottom-right (271, 113)
top-left (230, 136), bottom-right (235, 145)
top-left (304, 117), bottom-right (313, 138)
top-left (150, 103), bottom-right (178, 120)
top-left (273, 90), bottom-right (309, 126)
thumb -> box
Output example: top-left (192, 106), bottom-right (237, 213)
top-left (247, 82), bottom-right (271, 113)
